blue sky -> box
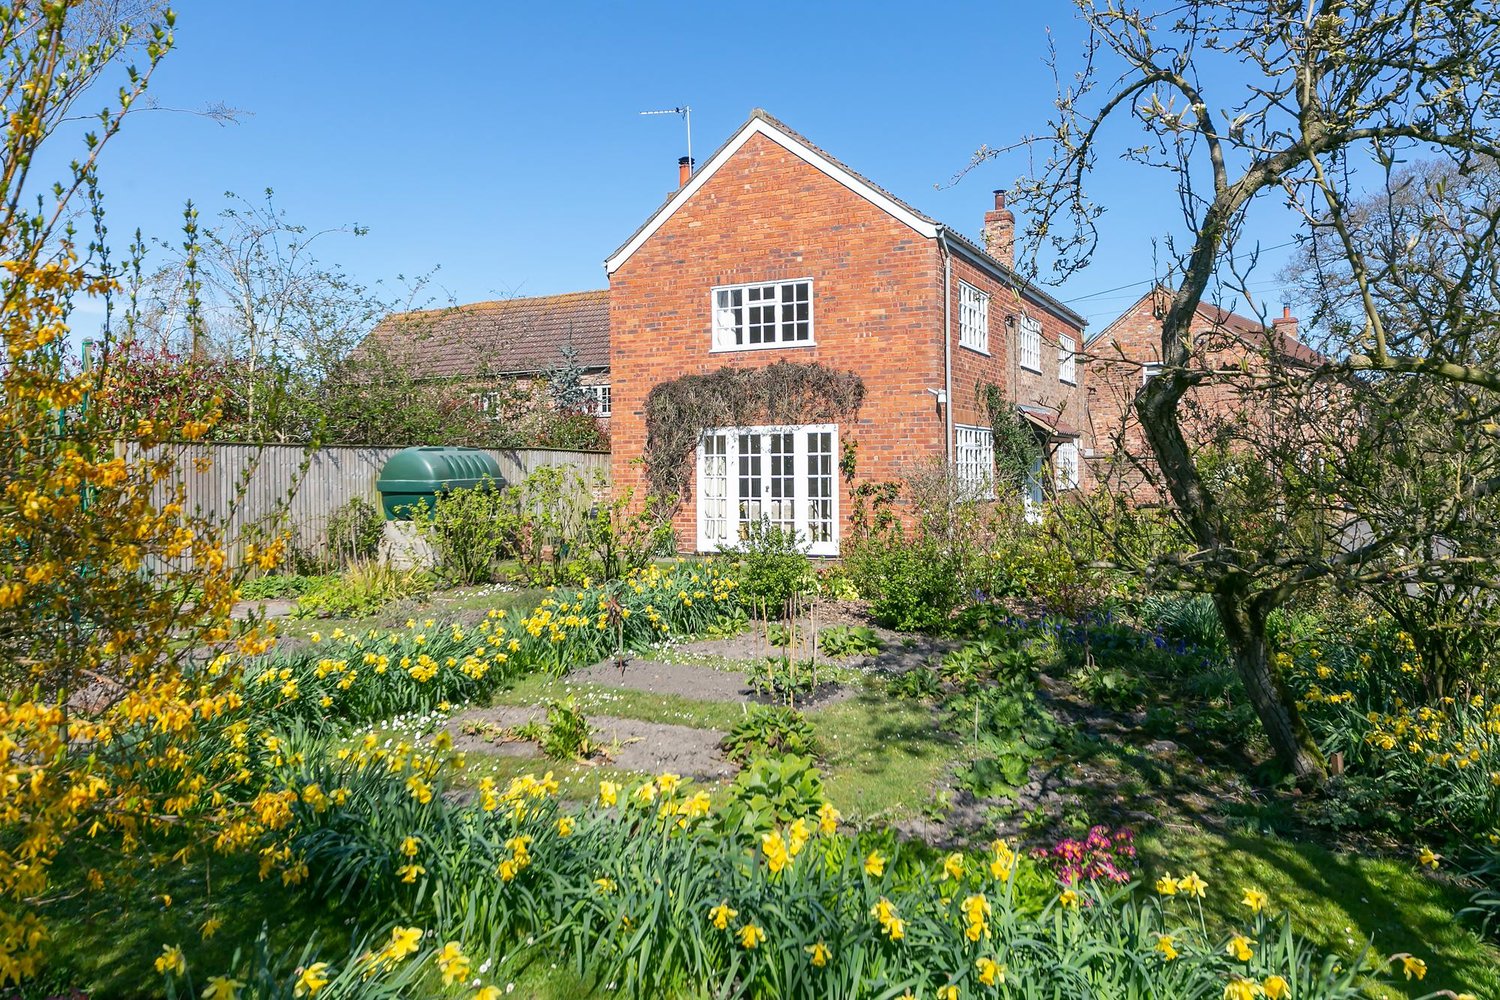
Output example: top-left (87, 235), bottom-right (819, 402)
top-left (77, 1), bottom-right (1303, 336)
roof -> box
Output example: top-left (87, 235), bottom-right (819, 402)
top-left (605, 109), bottom-right (1086, 330)
top-left (1018, 404), bottom-right (1081, 440)
top-left (357, 289), bottom-right (610, 379)
top-left (1089, 287), bottom-right (1322, 365)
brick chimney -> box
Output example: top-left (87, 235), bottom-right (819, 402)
top-left (983, 190), bottom-right (1015, 269)
top-left (1272, 304), bottom-right (1299, 342)
top-left (678, 156), bottom-right (695, 189)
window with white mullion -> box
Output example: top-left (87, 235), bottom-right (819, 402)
top-left (712, 279), bottom-right (814, 351)
top-left (697, 424), bottom-right (839, 555)
top-left (1058, 335), bottom-right (1076, 385)
top-left (700, 432), bottom-right (731, 547)
top-left (954, 424), bottom-right (996, 500)
top-left (805, 429), bottom-right (835, 544)
top-left (959, 281), bottom-right (990, 353)
top-left (1019, 315), bottom-right (1042, 373)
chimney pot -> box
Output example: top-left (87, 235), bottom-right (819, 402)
top-left (1272, 304), bottom-right (1300, 342)
top-left (983, 190), bottom-right (1017, 269)
top-left (678, 155), bottom-right (694, 188)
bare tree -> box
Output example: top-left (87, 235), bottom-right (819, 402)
top-left (1000, 0), bottom-right (1500, 782)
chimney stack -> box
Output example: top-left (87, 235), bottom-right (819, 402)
top-left (678, 155), bottom-right (695, 189)
top-left (983, 190), bottom-right (1016, 269)
top-left (1272, 304), bottom-right (1299, 342)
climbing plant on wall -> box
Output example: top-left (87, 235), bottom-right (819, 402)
top-left (643, 361), bottom-right (866, 502)
top-left (981, 382), bottom-right (1044, 493)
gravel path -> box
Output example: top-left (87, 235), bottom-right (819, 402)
top-left (447, 705), bottom-right (735, 780)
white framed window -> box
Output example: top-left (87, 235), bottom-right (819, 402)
top-left (711, 279), bottom-right (813, 351)
top-left (583, 384), bottom-right (611, 417)
top-left (958, 281), bottom-right (990, 353)
top-left (1058, 335), bottom-right (1076, 385)
top-left (1142, 361), bottom-right (1163, 385)
top-left (1055, 440), bottom-right (1080, 490)
top-left (696, 424), bottom-right (839, 556)
top-left (1019, 315), bottom-right (1042, 373)
top-left (954, 424), bottom-right (996, 500)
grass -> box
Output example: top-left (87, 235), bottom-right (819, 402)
top-left (272, 582), bottom-right (545, 640)
top-left (1139, 828), bottom-right (1500, 1000)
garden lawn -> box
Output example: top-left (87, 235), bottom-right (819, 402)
top-left (1140, 829), bottom-right (1500, 1000)
top-left (272, 582), bottom-right (546, 641)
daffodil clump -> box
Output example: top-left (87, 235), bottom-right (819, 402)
top-left (153, 742), bottom-right (1460, 1000)
top-left (250, 561), bottom-right (739, 729)
top-left (1277, 624), bottom-right (1500, 844)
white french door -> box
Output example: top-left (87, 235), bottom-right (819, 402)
top-left (696, 424), bottom-right (839, 556)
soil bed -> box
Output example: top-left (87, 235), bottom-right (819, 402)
top-left (446, 704), bottom-right (735, 780)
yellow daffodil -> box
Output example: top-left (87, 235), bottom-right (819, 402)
top-left (806, 941), bottom-right (831, 967)
top-left (1241, 888), bottom-right (1269, 913)
top-left (1227, 934), bottom-right (1256, 962)
top-left (598, 780), bottom-right (619, 807)
top-left (977, 956), bottom-right (1006, 986)
top-left (557, 815), bottom-right (576, 837)
top-left (864, 850), bottom-right (887, 877)
top-left (1155, 873), bottom-right (1178, 895)
top-left (1418, 847), bottom-right (1440, 869)
top-left (1400, 955), bottom-right (1427, 980)
top-left (1155, 934), bottom-right (1179, 961)
top-left (385, 926), bottom-right (423, 961)
top-left (1223, 975), bottom-right (1264, 1000)
top-left (709, 902), bottom-right (738, 930)
top-left (436, 941), bottom-right (471, 986)
top-left (154, 944), bottom-right (186, 977)
top-left (938, 986), bottom-right (960, 1000)
top-left (1059, 888), bottom-right (1080, 908)
top-left (943, 852), bottom-right (966, 880)
top-left (1177, 871), bottom-right (1209, 898)
top-left (738, 924), bottom-right (766, 949)
top-left (817, 801), bottom-right (841, 835)
top-left (201, 976), bottom-right (244, 1000)
top-left (293, 962), bottom-right (330, 996)
top-left (1262, 975), bottom-right (1291, 999)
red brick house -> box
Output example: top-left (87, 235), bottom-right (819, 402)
top-left (606, 110), bottom-right (1088, 556)
top-left (1086, 288), bottom-right (1319, 496)
top-left (359, 289), bottom-right (613, 426)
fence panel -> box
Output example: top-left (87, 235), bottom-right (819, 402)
top-left (116, 442), bottom-right (610, 568)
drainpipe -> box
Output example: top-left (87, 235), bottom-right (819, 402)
top-left (937, 228), bottom-right (954, 465)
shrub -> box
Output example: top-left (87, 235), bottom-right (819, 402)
top-left (847, 525), bottom-right (960, 632)
top-left (413, 477), bottom-right (515, 585)
top-left (325, 496), bottom-right (384, 566)
top-left (726, 519), bottom-right (813, 619)
top-left (1138, 593), bottom-right (1228, 656)
top-left (721, 705), bottom-right (822, 764)
top-left (720, 754), bottom-right (827, 831)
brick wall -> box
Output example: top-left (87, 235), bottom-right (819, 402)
top-left (609, 131), bottom-right (946, 551)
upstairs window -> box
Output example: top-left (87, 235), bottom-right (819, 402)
top-left (712, 279), bottom-right (813, 351)
top-left (1142, 361), bottom-right (1163, 385)
top-left (958, 281), bottom-right (990, 353)
top-left (583, 384), bottom-right (612, 417)
top-left (1058, 334), bottom-right (1076, 385)
top-left (1019, 315), bottom-right (1042, 373)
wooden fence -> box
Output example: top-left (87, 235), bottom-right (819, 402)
top-left (116, 442), bottom-right (610, 568)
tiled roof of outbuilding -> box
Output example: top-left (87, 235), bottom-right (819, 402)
top-left (357, 289), bottom-right (609, 378)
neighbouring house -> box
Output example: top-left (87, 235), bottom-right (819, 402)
top-left (1086, 287), bottom-right (1321, 498)
top-left (358, 289), bottom-right (614, 428)
top-left (606, 109), bottom-right (1089, 556)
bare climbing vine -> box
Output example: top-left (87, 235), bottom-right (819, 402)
top-left (644, 360), bottom-right (866, 502)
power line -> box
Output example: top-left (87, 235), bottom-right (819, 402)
top-left (1066, 239), bottom-right (1302, 302)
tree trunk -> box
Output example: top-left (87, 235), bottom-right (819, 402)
top-left (1213, 593), bottom-right (1327, 785)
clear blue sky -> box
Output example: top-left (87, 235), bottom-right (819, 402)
top-left (81, 1), bottom-right (1301, 336)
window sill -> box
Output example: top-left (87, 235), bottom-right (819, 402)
top-left (709, 340), bottom-right (817, 354)
top-left (960, 342), bottom-right (991, 356)
top-left (1020, 363), bottom-right (1042, 374)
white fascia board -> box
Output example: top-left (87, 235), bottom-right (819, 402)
top-left (605, 118), bottom-right (939, 275)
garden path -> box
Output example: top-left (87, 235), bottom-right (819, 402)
top-left (447, 704), bottom-right (736, 780)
